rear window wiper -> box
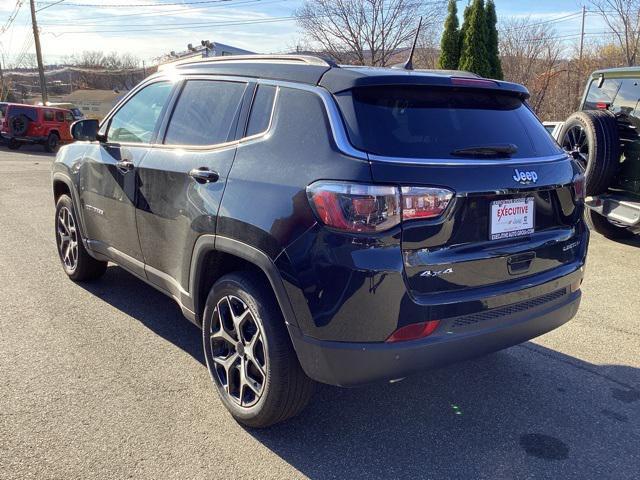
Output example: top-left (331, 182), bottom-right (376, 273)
top-left (451, 144), bottom-right (518, 157)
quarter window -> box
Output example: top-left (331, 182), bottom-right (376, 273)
top-left (246, 85), bottom-right (277, 137)
top-left (108, 81), bottom-right (173, 144)
top-left (55, 111), bottom-right (64, 122)
top-left (44, 110), bottom-right (54, 121)
top-left (164, 80), bottom-right (246, 146)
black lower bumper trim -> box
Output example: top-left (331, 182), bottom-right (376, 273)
top-left (289, 290), bottom-right (581, 387)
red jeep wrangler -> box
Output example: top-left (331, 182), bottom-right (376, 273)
top-left (1, 103), bottom-right (74, 152)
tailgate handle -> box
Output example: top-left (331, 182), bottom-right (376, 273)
top-left (507, 252), bottom-right (535, 274)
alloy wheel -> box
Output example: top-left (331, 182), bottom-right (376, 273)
top-left (208, 295), bottom-right (267, 407)
top-left (561, 124), bottom-right (589, 169)
top-left (57, 206), bottom-right (78, 271)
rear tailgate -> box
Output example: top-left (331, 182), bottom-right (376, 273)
top-left (370, 158), bottom-right (585, 296)
top-left (334, 81), bottom-right (586, 297)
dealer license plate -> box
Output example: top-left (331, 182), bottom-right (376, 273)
top-left (490, 197), bottom-right (535, 240)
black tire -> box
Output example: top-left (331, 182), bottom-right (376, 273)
top-left (7, 138), bottom-right (21, 150)
top-left (202, 272), bottom-right (315, 428)
top-left (55, 194), bottom-right (107, 281)
top-left (559, 110), bottom-right (620, 195)
top-left (585, 208), bottom-right (635, 240)
top-left (9, 114), bottom-right (30, 137)
top-left (44, 132), bottom-right (60, 153)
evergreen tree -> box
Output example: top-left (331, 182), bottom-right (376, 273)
top-left (458, 4), bottom-right (472, 66)
top-left (438, 0), bottom-right (460, 69)
top-left (458, 0), bottom-right (491, 77)
top-left (485, 0), bottom-right (503, 79)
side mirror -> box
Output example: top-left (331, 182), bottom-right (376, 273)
top-left (71, 119), bottom-right (101, 142)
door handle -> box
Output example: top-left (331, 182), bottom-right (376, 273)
top-left (116, 160), bottom-right (134, 172)
top-left (189, 167), bottom-right (219, 184)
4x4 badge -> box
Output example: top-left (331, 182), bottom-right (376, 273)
top-left (513, 168), bottom-right (538, 184)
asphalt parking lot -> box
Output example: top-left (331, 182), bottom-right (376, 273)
top-left (0, 147), bottom-right (638, 479)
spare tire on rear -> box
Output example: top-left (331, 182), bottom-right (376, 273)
top-left (559, 110), bottom-right (620, 195)
top-left (9, 114), bottom-right (30, 137)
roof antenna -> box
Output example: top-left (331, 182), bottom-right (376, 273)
top-left (394, 17), bottom-right (422, 70)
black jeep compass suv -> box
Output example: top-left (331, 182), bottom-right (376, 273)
top-left (52, 55), bottom-right (588, 427)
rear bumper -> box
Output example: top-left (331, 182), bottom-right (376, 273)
top-left (290, 284), bottom-right (581, 387)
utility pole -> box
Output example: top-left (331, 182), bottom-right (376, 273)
top-left (29, 0), bottom-right (48, 104)
top-left (579, 6), bottom-right (586, 64)
top-left (0, 59), bottom-right (4, 102)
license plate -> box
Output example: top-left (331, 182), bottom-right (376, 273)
top-left (490, 197), bottom-right (535, 240)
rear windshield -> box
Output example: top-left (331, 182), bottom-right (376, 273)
top-left (335, 86), bottom-right (562, 159)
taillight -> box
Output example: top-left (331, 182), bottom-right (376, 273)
top-left (572, 173), bottom-right (585, 202)
top-left (401, 187), bottom-right (453, 220)
top-left (306, 182), bottom-right (401, 233)
top-left (386, 320), bottom-right (440, 343)
top-left (306, 182), bottom-right (453, 232)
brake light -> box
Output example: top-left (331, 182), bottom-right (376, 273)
top-left (306, 182), bottom-right (453, 232)
top-left (451, 77), bottom-right (498, 88)
top-left (386, 320), bottom-right (440, 342)
top-left (572, 173), bottom-right (585, 202)
top-left (401, 187), bottom-right (453, 220)
top-left (596, 102), bottom-right (609, 110)
top-left (306, 182), bottom-right (400, 233)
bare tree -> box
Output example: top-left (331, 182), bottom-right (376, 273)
top-left (296, 0), bottom-right (446, 66)
top-left (590, 0), bottom-right (640, 66)
top-left (499, 17), bottom-right (564, 119)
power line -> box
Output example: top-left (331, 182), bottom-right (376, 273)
top-left (1, 1), bottom-right (25, 35)
top-left (40, 0), bottom-right (280, 25)
top-left (36, 0), bottom-right (238, 7)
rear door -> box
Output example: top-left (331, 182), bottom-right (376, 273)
top-left (335, 84), bottom-right (585, 297)
top-left (136, 78), bottom-right (251, 296)
top-left (79, 80), bottom-right (175, 276)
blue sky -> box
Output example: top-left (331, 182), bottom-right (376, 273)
top-left (0, 0), bottom-right (602, 66)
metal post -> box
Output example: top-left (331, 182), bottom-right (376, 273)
top-left (29, 0), bottom-right (48, 104)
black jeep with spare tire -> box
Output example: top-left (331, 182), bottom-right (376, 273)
top-left (560, 67), bottom-right (640, 239)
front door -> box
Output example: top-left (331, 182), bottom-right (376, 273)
top-left (79, 81), bottom-right (175, 275)
top-left (136, 78), bottom-right (250, 298)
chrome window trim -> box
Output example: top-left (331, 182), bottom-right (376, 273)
top-left (367, 153), bottom-right (571, 166)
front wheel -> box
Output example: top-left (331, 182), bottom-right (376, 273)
top-left (55, 194), bottom-right (107, 281)
top-left (202, 272), bottom-right (315, 428)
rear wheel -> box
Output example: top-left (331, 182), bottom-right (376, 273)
top-left (585, 208), bottom-right (635, 240)
top-left (44, 132), bottom-right (60, 153)
top-left (202, 272), bottom-right (315, 428)
top-left (559, 110), bottom-right (620, 195)
top-left (7, 138), bottom-right (21, 150)
top-left (55, 194), bottom-right (107, 281)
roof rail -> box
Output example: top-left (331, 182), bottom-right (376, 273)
top-left (159, 54), bottom-right (337, 71)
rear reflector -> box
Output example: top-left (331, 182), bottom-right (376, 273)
top-left (386, 320), bottom-right (440, 343)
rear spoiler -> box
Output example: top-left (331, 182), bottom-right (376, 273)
top-left (319, 70), bottom-right (529, 99)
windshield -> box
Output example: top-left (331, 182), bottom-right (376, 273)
top-left (335, 86), bottom-right (562, 159)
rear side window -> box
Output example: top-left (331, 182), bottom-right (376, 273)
top-left (44, 110), bottom-right (54, 121)
top-left (583, 78), bottom-right (621, 109)
top-left (55, 111), bottom-right (64, 122)
top-left (336, 86), bottom-right (561, 159)
top-left (610, 78), bottom-right (640, 114)
top-left (246, 85), bottom-right (277, 137)
top-left (164, 80), bottom-right (246, 146)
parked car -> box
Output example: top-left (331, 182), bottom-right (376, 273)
top-left (559, 67), bottom-right (640, 239)
top-left (52, 55), bottom-right (588, 427)
top-left (38, 102), bottom-right (85, 121)
top-left (1, 103), bottom-right (75, 152)
top-left (543, 121), bottom-right (564, 141)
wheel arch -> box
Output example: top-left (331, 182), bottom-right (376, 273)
top-left (52, 172), bottom-right (88, 242)
top-left (189, 235), bottom-right (299, 329)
